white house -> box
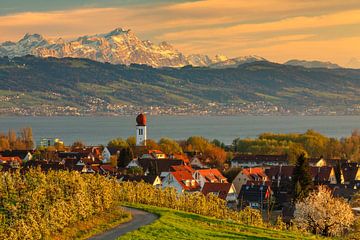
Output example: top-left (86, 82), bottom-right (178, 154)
top-left (162, 171), bottom-right (200, 194)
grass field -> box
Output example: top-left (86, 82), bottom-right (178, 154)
top-left (120, 204), bottom-right (322, 240)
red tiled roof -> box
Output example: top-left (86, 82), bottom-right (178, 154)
top-left (197, 169), bottom-right (227, 183)
top-left (201, 182), bottom-right (233, 200)
top-left (171, 165), bottom-right (195, 174)
top-left (171, 171), bottom-right (200, 191)
top-left (173, 154), bottom-right (190, 164)
top-left (0, 156), bottom-right (22, 163)
top-left (241, 168), bottom-right (268, 180)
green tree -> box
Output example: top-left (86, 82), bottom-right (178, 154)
top-left (108, 138), bottom-right (129, 148)
top-left (126, 136), bottom-right (136, 147)
top-left (71, 140), bottom-right (85, 149)
top-left (159, 138), bottom-right (183, 155)
top-left (292, 154), bottom-right (313, 203)
top-left (118, 147), bottom-right (134, 168)
top-left (186, 136), bottom-right (210, 153)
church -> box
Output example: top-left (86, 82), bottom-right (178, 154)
top-left (136, 113), bottom-right (147, 146)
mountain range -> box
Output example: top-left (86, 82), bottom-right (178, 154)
top-left (0, 28), bottom-right (267, 68)
top-left (0, 55), bottom-right (360, 115)
top-left (4, 28), bottom-right (351, 69)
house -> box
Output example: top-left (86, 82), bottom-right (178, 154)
top-left (342, 165), bottom-right (360, 185)
top-left (58, 152), bottom-right (84, 160)
top-left (137, 158), bottom-right (185, 176)
top-left (232, 167), bottom-right (269, 194)
top-left (238, 184), bottom-right (272, 209)
top-left (265, 166), bottom-right (295, 189)
top-left (308, 157), bottom-right (348, 167)
top-left (0, 150), bottom-right (33, 162)
top-left (170, 165), bottom-right (195, 174)
top-left (193, 169), bottom-right (227, 189)
top-left (308, 157), bottom-right (327, 167)
top-left (190, 156), bottom-right (209, 169)
top-left (102, 147), bottom-right (123, 163)
top-left (329, 184), bottom-right (358, 201)
top-left (162, 170), bottom-right (200, 193)
top-left (201, 182), bottom-right (237, 204)
top-left (102, 147), bottom-right (112, 163)
top-left (310, 166), bottom-right (337, 184)
top-left (126, 159), bottom-right (140, 168)
top-left (0, 156), bottom-right (22, 167)
top-left (231, 154), bottom-right (288, 168)
top-left (139, 150), bottom-right (167, 159)
top-left (120, 175), bottom-right (162, 187)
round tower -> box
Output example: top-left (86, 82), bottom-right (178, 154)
top-left (136, 113), bottom-right (147, 146)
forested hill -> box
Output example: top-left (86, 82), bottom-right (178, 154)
top-left (1, 55), bottom-right (360, 113)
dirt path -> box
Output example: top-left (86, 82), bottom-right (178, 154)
top-left (87, 207), bottom-right (158, 240)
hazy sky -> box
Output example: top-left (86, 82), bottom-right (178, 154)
top-left (1, 0), bottom-right (360, 66)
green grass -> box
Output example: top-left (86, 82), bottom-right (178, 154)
top-left (120, 204), bottom-right (322, 240)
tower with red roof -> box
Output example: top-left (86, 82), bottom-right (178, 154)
top-left (136, 113), bottom-right (147, 146)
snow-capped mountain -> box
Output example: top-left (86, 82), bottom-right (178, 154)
top-left (0, 28), bottom-right (267, 68)
top-left (210, 55), bottom-right (267, 68)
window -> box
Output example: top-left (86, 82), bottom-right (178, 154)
top-left (138, 129), bottom-right (143, 135)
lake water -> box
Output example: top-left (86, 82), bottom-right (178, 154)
top-left (0, 116), bottom-right (359, 146)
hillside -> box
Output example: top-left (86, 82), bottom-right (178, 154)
top-left (1, 55), bottom-right (360, 115)
top-left (284, 59), bottom-right (342, 69)
top-left (120, 204), bottom-right (323, 240)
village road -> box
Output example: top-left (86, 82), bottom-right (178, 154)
top-left (88, 207), bottom-right (158, 240)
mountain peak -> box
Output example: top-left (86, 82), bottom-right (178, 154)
top-left (21, 33), bottom-right (44, 42)
top-left (104, 28), bottom-right (131, 37)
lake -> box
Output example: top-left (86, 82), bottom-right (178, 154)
top-left (0, 115), bottom-right (359, 146)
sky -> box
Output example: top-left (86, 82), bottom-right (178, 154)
top-left (0, 0), bottom-right (360, 66)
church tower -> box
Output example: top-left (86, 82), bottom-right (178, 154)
top-left (136, 113), bottom-right (147, 146)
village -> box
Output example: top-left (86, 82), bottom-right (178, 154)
top-left (0, 113), bottom-right (359, 222)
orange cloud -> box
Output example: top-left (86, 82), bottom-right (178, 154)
top-left (0, 0), bottom-right (359, 66)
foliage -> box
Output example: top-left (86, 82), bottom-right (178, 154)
top-left (145, 139), bottom-right (159, 150)
top-left (350, 191), bottom-right (360, 208)
top-left (335, 160), bottom-right (342, 184)
top-left (294, 186), bottom-right (355, 237)
top-left (0, 169), bottom-right (122, 240)
top-left (158, 138), bottom-right (183, 155)
top-left (185, 136), bottom-right (227, 167)
top-left (107, 138), bottom-right (129, 149)
top-left (232, 129), bottom-right (360, 162)
top-left (0, 127), bottom-right (34, 151)
top-left (117, 181), bottom-right (262, 225)
top-left (292, 154), bottom-right (313, 202)
top-left (51, 206), bottom-right (131, 240)
top-left (122, 204), bottom-right (323, 240)
top-left (118, 147), bottom-right (134, 168)
top-left (126, 136), bottom-right (136, 147)
top-left (71, 140), bottom-right (85, 149)
top-left (211, 139), bottom-right (226, 149)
